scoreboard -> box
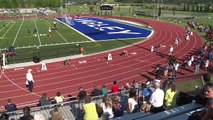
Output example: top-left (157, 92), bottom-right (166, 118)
top-left (100, 4), bottom-right (113, 10)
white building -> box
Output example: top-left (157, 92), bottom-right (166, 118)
top-left (19, 8), bottom-right (33, 14)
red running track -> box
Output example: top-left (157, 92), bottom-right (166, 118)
top-left (0, 16), bottom-right (205, 109)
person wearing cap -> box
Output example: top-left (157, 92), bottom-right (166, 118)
top-left (26, 69), bottom-right (34, 94)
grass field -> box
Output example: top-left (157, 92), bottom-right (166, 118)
top-left (0, 15), bottom-right (149, 64)
top-left (0, 17), bottom-right (90, 49)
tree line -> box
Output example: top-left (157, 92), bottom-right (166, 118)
top-left (0, 0), bottom-right (212, 8)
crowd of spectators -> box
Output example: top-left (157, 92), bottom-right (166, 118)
top-left (187, 20), bottom-right (213, 40)
top-left (1, 17), bottom-right (213, 120)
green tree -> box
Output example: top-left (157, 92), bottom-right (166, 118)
top-left (196, 5), bottom-right (199, 12)
top-left (191, 4), bottom-right (195, 12)
top-left (199, 5), bottom-right (203, 12)
top-left (1, 0), bottom-right (11, 8)
top-left (183, 3), bottom-right (186, 11)
top-left (186, 4), bottom-right (190, 11)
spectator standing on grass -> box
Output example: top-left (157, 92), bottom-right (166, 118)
top-left (83, 95), bottom-right (98, 120)
top-left (26, 69), bottom-right (34, 94)
top-left (195, 56), bottom-right (202, 74)
top-left (19, 107), bottom-right (33, 120)
top-left (5, 98), bottom-right (16, 112)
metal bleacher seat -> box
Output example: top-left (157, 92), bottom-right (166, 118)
top-left (134, 103), bottom-right (203, 120)
top-left (114, 103), bottom-right (203, 120)
top-left (113, 111), bottom-right (152, 120)
top-left (8, 105), bottom-right (75, 120)
top-left (167, 107), bottom-right (204, 120)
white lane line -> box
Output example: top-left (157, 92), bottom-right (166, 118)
top-left (3, 72), bottom-right (40, 97)
top-left (46, 20), bottom-right (68, 43)
top-left (34, 21), bottom-right (42, 45)
top-left (0, 21), bottom-right (12, 32)
top-left (12, 18), bottom-right (24, 46)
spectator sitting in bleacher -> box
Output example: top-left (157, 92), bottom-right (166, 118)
top-left (187, 82), bottom-right (213, 120)
top-left (112, 96), bottom-right (124, 117)
top-left (4, 98), bottom-right (17, 112)
top-left (124, 83), bottom-right (131, 90)
top-left (111, 80), bottom-right (119, 93)
top-left (101, 95), bottom-right (114, 119)
top-left (164, 83), bottom-right (177, 109)
top-left (149, 81), bottom-right (165, 113)
top-left (91, 86), bottom-right (102, 97)
top-left (101, 85), bottom-right (107, 96)
top-left (39, 93), bottom-right (50, 107)
top-left (140, 82), bottom-right (155, 113)
top-left (19, 107), bottom-right (33, 120)
top-left (54, 92), bottom-right (64, 104)
top-left (77, 87), bottom-right (87, 100)
top-left (83, 95), bottom-right (98, 120)
top-left (140, 82), bottom-right (154, 104)
top-left (131, 80), bottom-right (139, 89)
top-left (67, 94), bottom-right (77, 101)
top-left (52, 107), bottom-right (63, 120)
top-left (0, 113), bottom-right (9, 120)
top-left (34, 112), bottom-right (46, 120)
top-left (128, 88), bottom-right (139, 113)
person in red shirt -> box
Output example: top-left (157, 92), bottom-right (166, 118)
top-left (111, 80), bottom-right (119, 93)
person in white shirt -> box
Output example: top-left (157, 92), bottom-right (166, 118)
top-left (102, 95), bottom-right (114, 119)
top-left (151, 46), bottom-right (154, 52)
top-left (26, 69), bottom-right (34, 94)
top-left (173, 61), bottom-right (179, 77)
top-left (175, 37), bottom-right (180, 45)
top-left (149, 82), bottom-right (165, 113)
top-left (188, 59), bottom-right (192, 67)
top-left (191, 55), bottom-right (194, 62)
top-left (54, 92), bottom-right (64, 104)
top-left (205, 59), bottom-right (209, 71)
top-left (169, 45), bottom-right (174, 55)
top-left (48, 27), bottom-right (51, 37)
top-left (128, 89), bottom-right (138, 113)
